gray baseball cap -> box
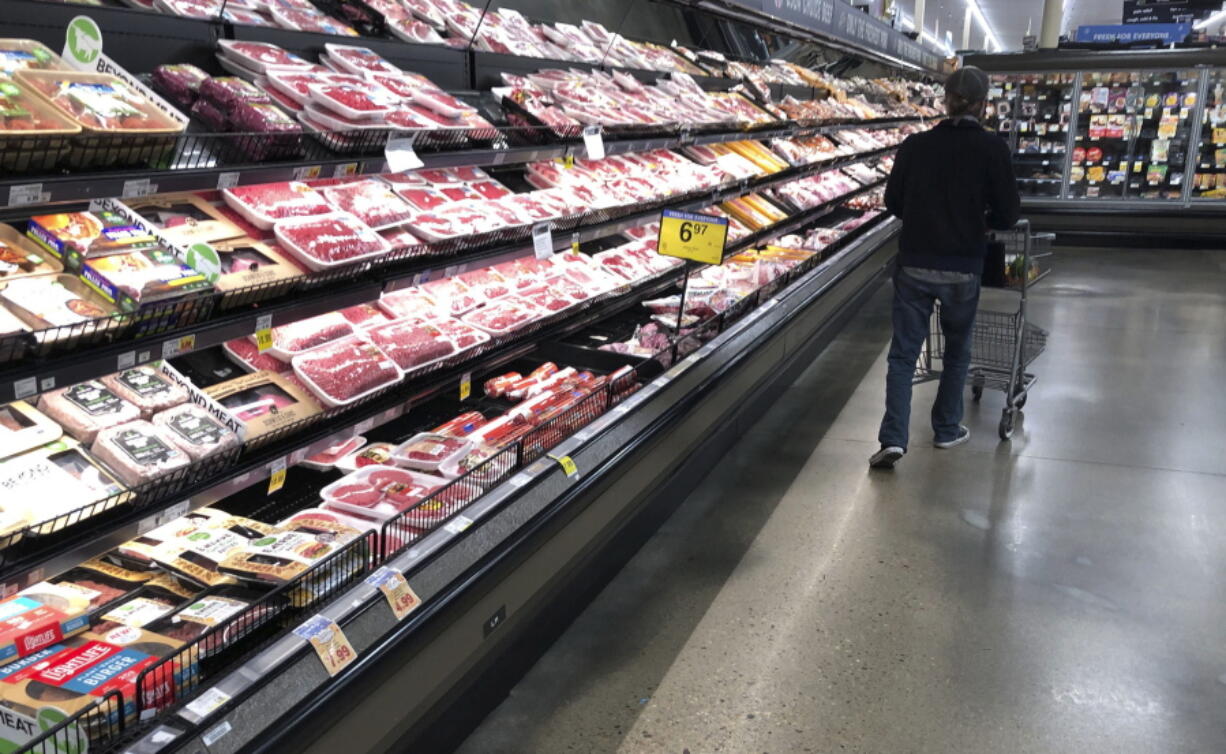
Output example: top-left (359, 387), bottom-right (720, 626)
top-left (946, 66), bottom-right (989, 102)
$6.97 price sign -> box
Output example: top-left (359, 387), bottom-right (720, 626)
top-left (656, 208), bottom-right (729, 265)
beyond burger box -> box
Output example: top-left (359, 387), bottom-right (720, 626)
top-left (0, 625), bottom-right (189, 737)
top-left (0, 582), bottom-right (91, 666)
top-left (123, 193), bottom-right (243, 247)
top-left (204, 371), bottom-right (321, 442)
top-left (211, 237), bottom-right (303, 295)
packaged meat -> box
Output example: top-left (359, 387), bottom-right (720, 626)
top-left (190, 96), bottom-right (229, 131)
top-left (0, 582), bottom-right (91, 666)
top-left (212, 237), bottom-right (303, 294)
top-left (27, 209), bottom-right (159, 266)
top-left (80, 247), bottom-right (212, 313)
top-left (524, 287), bottom-right (578, 313)
top-left (339, 303), bottom-right (388, 328)
top-left (218, 530), bottom-right (352, 586)
top-left (265, 70), bottom-right (330, 107)
top-left (419, 277), bottom-right (478, 315)
top-left (148, 585), bottom-right (272, 648)
top-left (229, 102), bottom-right (304, 159)
top-left (151, 526), bottom-right (248, 587)
top-left (92, 574), bottom-right (196, 631)
top-left (300, 435), bottom-right (366, 471)
top-left (0, 438), bottom-right (128, 535)
top-left (431, 317), bottom-right (490, 352)
top-left (52, 559), bottom-right (153, 611)
top-left (365, 317), bottom-right (455, 373)
top-left (320, 180), bottom-right (416, 230)
top-left (1, 274), bottom-right (113, 329)
top-left (150, 63), bottom-right (210, 109)
top-left (377, 287), bottom-right (442, 319)
top-left (0, 224), bottom-right (60, 284)
top-left (300, 102), bottom-right (389, 131)
top-left (112, 508), bottom-right (248, 568)
top-left (250, 311), bottom-right (355, 359)
top-left (388, 18), bottom-right (448, 45)
top-left (222, 182), bottom-right (331, 230)
top-left (124, 194), bottom-right (242, 247)
top-left (90, 420), bottom-right (191, 487)
top-left (217, 40), bottom-right (318, 73)
top-left (323, 44), bottom-right (401, 75)
top-left (151, 403), bottom-right (242, 461)
top-left (100, 366), bottom-right (189, 419)
top-left (392, 186), bottom-right (449, 211)
top-left (199, 76), bottom-right (270, 112)
top-left (292, 336), bottom-right (403, 406)
top-left (410, 88), bottom-right (469, 118)
top-left (460, 295), bottom-right (541, 336)
top-left (432, 411), bottom-right (486, 438)
top-left (483, 371), bottom-right (521, 398)
top-left (335, 440), bottom-right (396, 472)
top-left (0, 400), bottom-right (62, 462)
top-left (204, 370), bottom-right (322, 441)
top-left (17, 70), bottom-right (184, 134)
top-left (307, 81), bottom-right (398, 120)
top-left (269, 6), bottom-right (359, 37)
top-left (278, 507), bottom-right (374, 538)
top-left (321, 465), bottom-right (447, 521)
top-left (391, 433), bottom-right (470, 473)
top-left (39, 381), bottom-right (141, 444)
top-left (457, 268), bottom-right (511, 300)
top-left (274, 211), bottom-right (391, 270)
top-left (379, 225), bottom-right (424, 251)
top-left (0, 39), bottom-right (67, 76)
top-left (470, 180), bottom-right (512, 200)
top-left (223, 337), bottom-right (291, 373)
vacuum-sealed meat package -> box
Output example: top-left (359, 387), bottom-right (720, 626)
top-left (39, 381), bottom-right (141, 444)
top-left (90, 420), bottom-right (192, 487)
top-left (100, 366), bottom-right (188, 419)
top-left (151, 403), bottom-right (241, 461)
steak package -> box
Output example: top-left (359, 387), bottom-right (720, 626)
top-left (204, 370), bottom-right (321, 441)
top-left (321, 465), bottom-right (447, 521)
top-left (273, 211), bottom-right (391, 270)
top-left (100, 366), bottom-right (189, 419)
top-left (39, 381), bottom-right (141, 444)
top-left (151, 403), bottom-right (242, 461)
top-left (391, 433), bottom-right (470, 474)
top-left (90, 420), bottom-right (192, 487)
top-left (291, 335), bottom-right (403, 406)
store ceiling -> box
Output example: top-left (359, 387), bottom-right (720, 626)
top-left (898, 0), bottom-right (1123, 53)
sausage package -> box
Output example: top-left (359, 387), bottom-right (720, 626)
top-left (90, 420), bottom-right (192, 487)
top-left (38, 380), bottom-right (141, 444)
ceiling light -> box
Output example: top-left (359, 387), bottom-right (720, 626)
top-left (965, 0), bottom-right (1002, 50)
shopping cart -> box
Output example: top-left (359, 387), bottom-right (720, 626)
top-left (914, 219), bottom-right (1052, 440)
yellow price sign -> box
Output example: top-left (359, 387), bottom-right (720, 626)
top-left (255, 328), bottom-right (273, 353)
top-left (550, 454), bottom-right (578, 477)
top-left (268, 457), bottom-right (286, 495)
top-left (459, 372), bottom-right (472, 401)
top-left (656, 209), bottom-right (729, 265)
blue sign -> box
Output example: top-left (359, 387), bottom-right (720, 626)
top-left (1075, 23), bottom-right (1191, 44)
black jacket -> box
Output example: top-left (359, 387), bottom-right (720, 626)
top-left (884, 118), bottom-right (1021, 274)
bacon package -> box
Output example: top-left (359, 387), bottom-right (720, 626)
top-left (222, 182), bottom-right (331, 230)
top-left (321, 465), bottom-right (447, 521)
top-left (291, 335), bottom-right (403, 406)
top-left (274, 211), bottom-right (391, 270)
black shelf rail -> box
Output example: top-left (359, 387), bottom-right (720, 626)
top-left (0, 141), bottom-right (901, 403)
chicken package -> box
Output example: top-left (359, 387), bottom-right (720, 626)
top-left (39, 381), bottom-right (141, 444)
top-left (100, 366), bottom-right (189, 419)
top-left (151, 403), bottom-right (242, 461)
top-left (365, 318), bottom-right (456, 373)
top-left (291, 335), bottom-right (403, 407)
top-left (91, 420), bottom-right (192, 487)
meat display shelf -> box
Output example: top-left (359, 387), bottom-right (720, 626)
top-left (0, 143), bottom-right (898, 403)
top-left (0, 118), bottom-right (918, 212)
top-left (112, 215), bottom-right (901, 754)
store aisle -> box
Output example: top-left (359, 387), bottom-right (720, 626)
top-left (455, 247), bottom-right (1226, 754)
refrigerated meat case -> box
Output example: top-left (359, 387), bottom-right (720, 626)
top-left (0, 3), bottom-right (924, 751)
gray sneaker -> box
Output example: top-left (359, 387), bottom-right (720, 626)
top-left (934, 426), bottom-right (971, 449)
top-left (869, 446), bottom-right (905, 469)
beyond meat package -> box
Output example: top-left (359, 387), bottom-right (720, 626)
top-left (100, 365), bottom-right (189, 418)
top-left (151, 403), bottom-right (241, 461)
top-left (90, 420), bottom-right (193, 487)
top-left (39, 380), bottom-right (141, 444)
top-left (204, 370), bottom-right (321, 441)
top-left (124, 193), bottom-right (243, 246)
top-left (0, 438), bottom-right (128, 535)
top-left (211, 237), bottom-right (303, 294)
top-left (80, 246), bottom-right (212, 313)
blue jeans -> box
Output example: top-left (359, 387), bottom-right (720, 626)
top-left (879, 269), bottom-right (980, 450)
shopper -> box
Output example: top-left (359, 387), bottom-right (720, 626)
top-left (870, 66), bottom-right (1020, 470)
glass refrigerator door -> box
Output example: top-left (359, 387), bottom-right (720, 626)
top-left (1070, 69), bottom-right (1198, 201)
top-left (1008, 73), bottom-right (1074, 198)
top-left (1191, 70), bottom-right (1226, 200)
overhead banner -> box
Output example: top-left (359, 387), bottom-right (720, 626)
top-left (1074, 22), bottom-right (1192, 44)
top-left (1122, 0), bottom-right (1220, 25)
top-left (725, 0), bottom-right (944, 72)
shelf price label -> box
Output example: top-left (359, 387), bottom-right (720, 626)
top-left (293, 615), bottom-right (357, 676)
top-left (385, 137), bottom-right (424, 172)
top-left (532, 222), bottom-right (554, 260)
top-left (459, 372), bottom-right (472, 401)
top-left (366, 567), bottom-right (421, 621)
top-left (656, 209), bottom-right (729, 265)
top-left (582, 125), bottom-right (605, 160)
top-left (254, 313), bottom-right (273, 353)
top-left (549, 454), bottom-right (578, 478)
top-left (268, 457), bottom-right (286, 495)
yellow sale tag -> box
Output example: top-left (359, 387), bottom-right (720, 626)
top-left (459, 372), bottom-right (472, 401)
top-left (255, 329), bottom-right (273, 353)
top-left (551, 454), bottom-right (578, 477)
top-left (656, 209), bottom-right (729, 265)
top-left (366, 567), bottom-right (421, 621)
top-left (268, 457), bottom-right (286, 494)
top-left (293, 615), bottom-right (357, 676)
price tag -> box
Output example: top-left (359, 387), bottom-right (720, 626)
top-left (255, 328), bottom-right (273, 353)
top-left (570, 232), bottom-right (580, 254)
top-left (549, 454), bottom-right (578, 477)
top-left (184, 687), bottom-right (232, 719)
top-left (268, 457), bottom-right (286, 495)
top-left (459, 372), bottom-right (472, 400)
top-left (333, 162), bottom-right (358, 178)
top-left (117, 351), bottom-right (136, 370)
top-left (122, 178), bottom-right (155, 197)
top-left (443, 515), bottom-right (473, 534)
top-left (583, 125), bottom-right (605, 160)
top-left (7, 183), bottom-right (47, 207)
top-left (385, 137), bottom-right (424, 172)
top-left (161, 335), bottom-right (196, 359)
top-left (201, 722), bottom-right (231, 747)
top-left (216, 172), bottom-right (241, 190)
top-left (366, 567), bottom-right (421, 620)
top-left (12, 377), bottom-right (35, 400)
top-left (292, 615), bottom-right (356, 677)
top-left (532, 222), bottom-right (554, 260)
top-left (39, 377), bottom-right (55, 393)
top-left (292, 165), bottom-right (322, 181)
top-left (656, 208), bottom-right (729, 265)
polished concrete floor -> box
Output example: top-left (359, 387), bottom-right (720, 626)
top-left (456, 247), bottom-right (1226, 754)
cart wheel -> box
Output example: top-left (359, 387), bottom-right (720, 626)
top-left (972, 385), bottom-right (984, 402)
top-left (998, 410), bottom-right (1015, 441)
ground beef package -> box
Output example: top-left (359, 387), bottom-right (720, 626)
top-left (151, 403), bottom-right (241, 461)
top-left (90, 420), bottom-right (192, 487)
top-left (100, 366), bottom-right (189, 419)
top-left (39, 381), bottom-right (141, 444)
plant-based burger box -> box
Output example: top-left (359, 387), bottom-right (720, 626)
top-left (0, 582), bottom-right (91, 666)
top-left (123, 193), bottom-right (243, 246)
top-left (0, 437), bottom-right (130, 536)
top-left (212, 237), bottom-right (303, 294)
top-left (204, 370), bottom-right (321, 441)
top-left (26, 210), bottom-right (161, 270)
top-left (80, 246), bottom-right (212, 313)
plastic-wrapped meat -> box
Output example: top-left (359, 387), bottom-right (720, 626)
top-left (259, 79), bottom-right (303, 113)
top-left (401, 0), bottom-right (444, 26)
top-left (308, 82), bottom-right (397, 119)
top-left (223, 182), bottom-right (331, 229)
top-left (469, 180), bottom-right (511, 200)
top-left (432, 411), bottom-right (486, 438)
top-left (218, 41), bottom-right (319, 73)
top-left (492, 258), bottom-right (546, 290)
top-left (321, 180), bottom-right (415, 229)
top-left (483, 371), bottom-right (520, 398)
top-left (271, 7), bottom-right (359, 36)
top-left (394, 186), bottom-right (448, 211)
top-left (378, 288), bottom-right (442, 319)
top-left (460, 296), bottom-right (540, 335)
top-left (324, 44), bottom-right (400, 75)
top-left (365, 318), bottom-right (455, 372)
top-left (224, 337), bottom-right (291, 372)
top-left (560, 261), bottom-right (624, 296)
top-left (255, 311), bottom-right (355, 357)
top-left (339, 303), bottom-right (388, 328)
top-left (152, 64), bottom-right (209, 109)
top-left (91, 420), bottom-right (192, 487)
top-left (457, 268), bottom-right (511, 300)
top-left (400, 103), bottom-right (464, 129)
top-left (39, 381), bottom-right (142, 444)
top-left (391, 18), bottom-right (448, 44)
top-left (419, 278), bottom-right (478, 315)
top-left (265, 71), bottom-right (330, 106)
top-left (100, 367), bottom-right (188, 419)
top-left (368, 73), bottom-right (422, 101)
top-left (379, 225), bottom-right (423, 252)
top-left (151, 403), bottom-right (242, 461)
top-left (392, 433), bottom-right (469, 472)
top-left (540, 274), bottom-right (591, 303)
top-left (435, 202), bottom-right (503, 233)
top-left (430, 318), bottom-right (490, 351)
top-left (274, 211), bottom-right (391, 267)
top-left (321, 466), bottom-right (447, 521)
top-left (523, 287), bottom-right (575, 313)
top-left (292, 336), bottom-right (402, 406)
top-left (436, 184), bottom-right (480, 202)
top-left (191, 98), bottom-right (229, 132)
top-left (406, 211), bottom-right (463, 241)
top-left (594, 250), bottom-right (650, 281)
top-left (229, 102), bottom-right (303, 160)
top-left (200, 77), bottom-right (271, 112)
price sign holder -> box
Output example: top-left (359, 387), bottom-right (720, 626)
top-left (656, 209), bottom-right (728, 265)
top-left (366, 567), bottom-right (421, 620)
top-left (293, 615), bottom-right (357, 676)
